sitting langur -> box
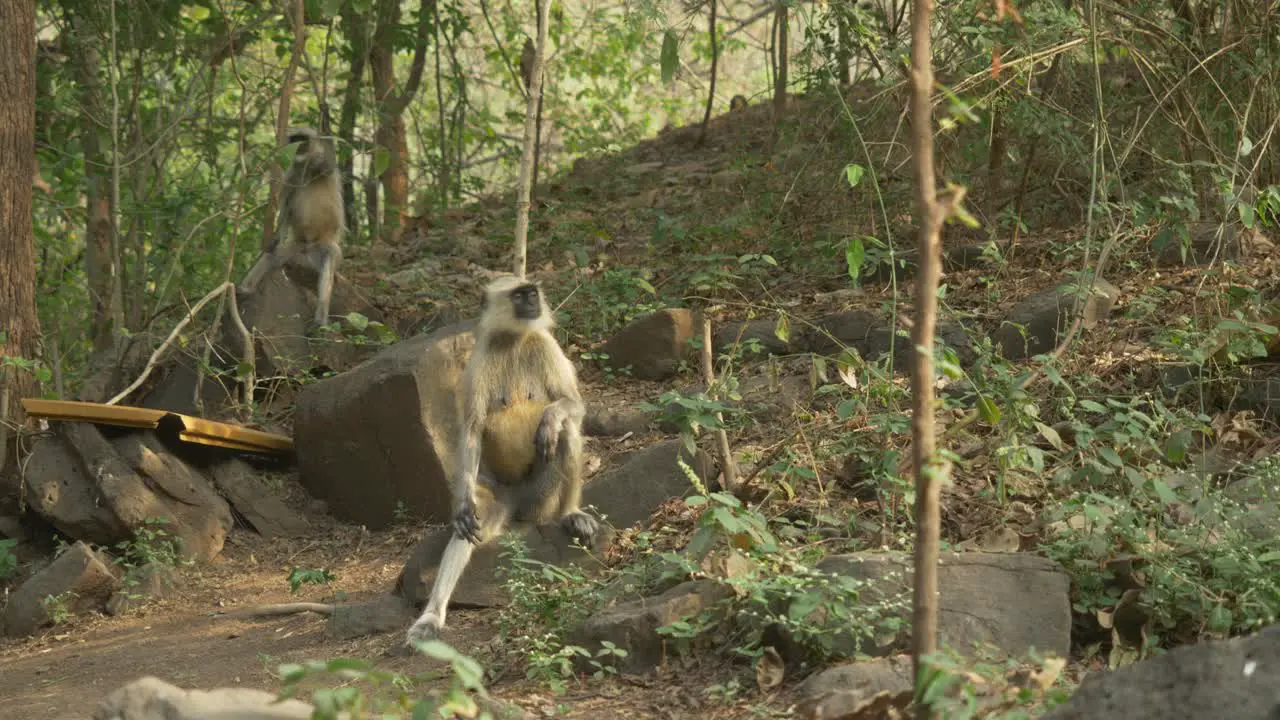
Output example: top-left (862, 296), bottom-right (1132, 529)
top-left (239, 127), bottom-right (344, 330)
top-left (405, 276), bottom-right (600, 646)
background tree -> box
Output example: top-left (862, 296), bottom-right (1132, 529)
top-left (0, 0), bottom-right (42, 475)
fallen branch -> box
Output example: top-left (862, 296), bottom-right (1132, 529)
top-left (107, 282), bottom-right (256, 407)
top-left (700, 317), bottom-right (739, 492)
top-left (214, 602), bottom-right (335, 619)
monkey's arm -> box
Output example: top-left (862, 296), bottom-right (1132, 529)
top-left (534, 348), bottom-right (585, 460)
top-left (451, 377), bottom-right (488, 544)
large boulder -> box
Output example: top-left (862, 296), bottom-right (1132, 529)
top-left (23, 425), bottom-right (232, 562)
top-left (207, 458), bottom-right (310, 538)
top-left (777, 551), bottom-right (1072, 662)
top-left (227, 261), bottom-right (384, 377)
top-left (992, 277), bottom-right (1120, 360)
top-left (3, 541), bottom-right (121, 637)
top-left (395, 440), bottom-right (715, 613)
top-left (600, 309), bottom-right (697, 381)
top-left (568, 580), bottom-right (728, 673)
top-left (1044, 625), bottom-right (1280, 720)
top-left (294, 322), bottom-right (475, 529)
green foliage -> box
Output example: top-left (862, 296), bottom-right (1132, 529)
top-left (0, 539), bottom-right (19, 582)
top-left (41, 591), bottom-right (75, 626)
top-left (287, 567), bottom-right (336, 594)
top-left (114, 518), bottom-right (188, 570)
top-left (915, 649), bottom-right (1072, 720)
top-left (639, 388), bottom-right (743, 455)
top-left (277, 641), bottom-right (495, 719)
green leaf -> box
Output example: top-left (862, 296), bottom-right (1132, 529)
top-left (844, 163), bottom-right (866, 188)
top-left (845, 236), bottom-right (865, 285)
top-left (1237, 200), bottom-right (1256, 228)
top-left (633, 277), bottom-right (657, 295)
top-left (1034, 421), bottom-right (1065, 452)
top-left (1257, 550), bottom-right (1280, 564)
top-left (1164, 429), bottom-right (1191, 463)
top-left (660, 30), bottom-right (679, 85)
top-left (1099, 447), bottom-right (1124, 468)
top-left (977, 396), bottom-right (1001, 424)
top-left (278, 663), bottom-right (306, 683)
top-left (372, 145), bottom-right (392, 177)
top-left (1239, 135), bottom-right (1254, 157)
top-left (1079, 399), bottom-right (1107, 413)
top-left (1206, 604), bottom-right (1233, 633)
top-left (774, 313), bottom-right (791, 344)
top-left (1150, 477), bottom-right (1179, 505)
top-left (345, 312), bottom-right (370, 331)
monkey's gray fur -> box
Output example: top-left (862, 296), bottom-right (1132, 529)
top-left (239, 127), bottom-right (344, 330)
top-left (405, 276), bottom-right (600, 647)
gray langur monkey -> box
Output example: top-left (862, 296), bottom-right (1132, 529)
top-left (729, 94), bottom-right (748, 112)
top-left (405, 276), bottom-right (600, 646)
top-left (239, 127), bottom-right (344, 331)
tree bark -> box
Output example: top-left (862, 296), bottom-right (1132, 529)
top-left (773, 0), bottom-right (788, 119)
top-left (66, 11), bottom-right (121, 352)
top-left (0, 0), bottom-right (42, 473)
top-left (338, 0), bottom-right (370, 237)
top-left (262, 0), bottom-right (306, 251)
top-left (697, 0), bottom-right (720, 146)
top-left (906, 0), bottom-right (945, 706)
top-left (370, 0), bottom-right (433, 244)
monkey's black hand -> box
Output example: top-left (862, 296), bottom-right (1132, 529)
top-left (453, 497), bottom-right (481, 544)
top-left (534, 412), bottom-right (561, 461)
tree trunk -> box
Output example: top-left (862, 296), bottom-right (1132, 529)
top-left (66, 12), bottom-right (120, 352)
top-left (0, 0), bottom-right (42, 474)
top-left (370, 0), bottom-right (433, 244)
top-left (263, 0), bottom-right (306, 250)
top-left (338, 0), bottom-right (369, 237)
top-left (773, 0), bottom-right (788, 119)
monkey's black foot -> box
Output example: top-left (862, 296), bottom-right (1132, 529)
top-left (405, 613), bottom-right (443, 648)
top-left (562, 511), bottom-right (599, 549)
top-left (453, 500), bottom-right (482, 544)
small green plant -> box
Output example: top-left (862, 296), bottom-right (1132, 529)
top-left (0, 538), bottom-right (18, 582)
top-left (916, 648), bottom-right (1073, 720)
top-left (41, 591), bottom-right (75, 625)
top-left (114, 518), bottom-right (187, 570)
top-left (579, 351), bottom-right (632, 381)
top-left (639, 388), bottom-right (744, 455)
top-left (392, 500), bottom-right (413, 525)
top-left (278, 640), bottom-right (495, 719)
top-left (287, 567), bottom-right (336, 594)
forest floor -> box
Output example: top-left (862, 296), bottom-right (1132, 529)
top-left (2, 88), bottom-right (1278, 718)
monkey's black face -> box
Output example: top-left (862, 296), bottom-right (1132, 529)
top-left (509, 284), bottom-right (542, 321)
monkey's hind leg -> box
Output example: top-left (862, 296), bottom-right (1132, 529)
top-left (306, 240), bottom-right (343, 332)
top-left (535, 419), bottom-right (599, 548)
top-left (405, 482), bottom-right (511, 648)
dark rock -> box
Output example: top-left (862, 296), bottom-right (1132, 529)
top-left (775, 551), bottom-right (1071, 662)
top-left (1043, 624), bottom-right (1280, 720)
top-left (583, 404), bottom-right (653, 437)
top-left (713, 317), bottom-right (795, 357)
top-left (227, 264), bottom-right (382, 378)
top-left (796, 656), bottom-right (914, 719)
top-left (295, 322), bottom-right (474, 529)
top-left (326, 594), bottom-right (417, 640)
top-left (1153, 221), bottom-right (1242, 267)
top-left (992, 277), bottom-right (1120, 360)
top-left (23, 431), bottom-right (128, 545)
top-left (207, 458), bottom-right (310, 538)
top-left (804, 310), bottom-right (883, 356)
top-left (582, 440), bottom-right (716, 529)
top-left (3, 541), bottom-right (121, 637)
top-left (569, 580), bottom-right (728, 673)
top-left (600, 309), bottom-right (697, 381)
top-left (25, 426), bottom-right (231, 562)
top-left (106, 431), bottom-right (233, 562)
top-left (136, 357), bottom-right (236, 417)
top-left (106, 562), bottom-right (181, 616)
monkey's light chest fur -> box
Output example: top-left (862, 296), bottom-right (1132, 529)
top-left (288, 177), bottom-right (344, 243)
